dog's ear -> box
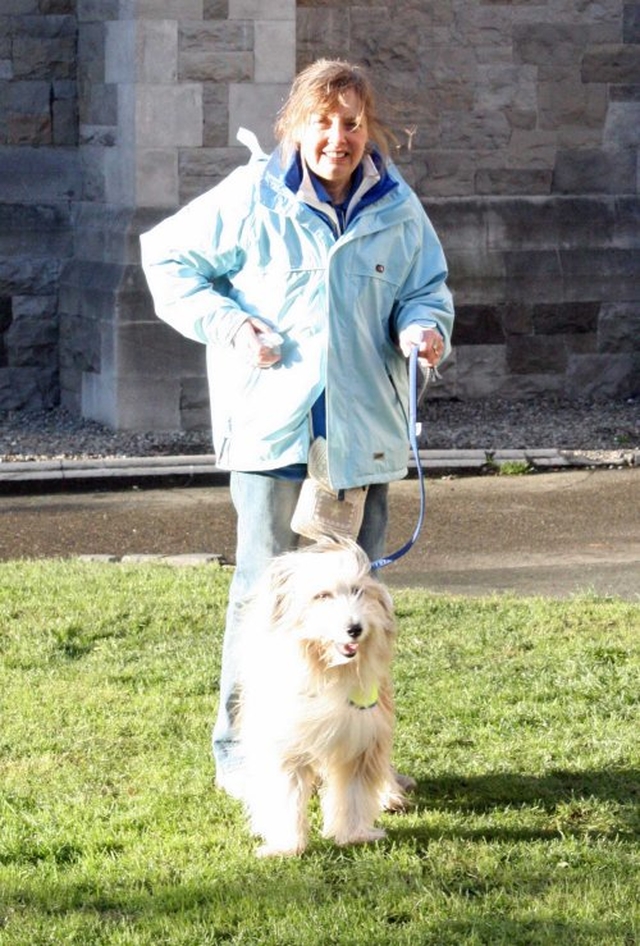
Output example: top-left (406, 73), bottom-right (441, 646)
top-left (263, 561), bottom-right (295, 629)
top-left (368, 580), bottom-right (396, 635)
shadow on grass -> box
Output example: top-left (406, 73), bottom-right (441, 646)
top-left (399, 766), bottom-right (640, 840)
top-left (412, 767), bottom-right (640, 810)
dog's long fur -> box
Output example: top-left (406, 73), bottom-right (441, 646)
top-left (236, 536), bottom-right (401, 857)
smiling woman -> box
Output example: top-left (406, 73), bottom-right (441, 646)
top-left (139, 56), bottom-right (454, 800)
top-left (298, 89), bottom-right (369, 204)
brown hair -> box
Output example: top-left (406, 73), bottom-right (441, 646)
top-left (274, 59), bottom-right (395, 163)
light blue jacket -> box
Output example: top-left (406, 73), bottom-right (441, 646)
top-left (140, 137), bottom-right (454, 489)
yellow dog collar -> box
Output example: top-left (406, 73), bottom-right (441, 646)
top-left (349, 682), bottom-right (379, 710)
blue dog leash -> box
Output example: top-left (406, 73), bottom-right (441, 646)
top-left (370, 346), bottom-right (434, 572)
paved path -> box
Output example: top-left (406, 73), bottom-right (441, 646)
top-left (1, 467), bottom-right (638, 601)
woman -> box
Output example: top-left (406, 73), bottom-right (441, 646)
top-left (140, 59), bottom-right (454, 795)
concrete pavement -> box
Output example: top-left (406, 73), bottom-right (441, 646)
top-left (1, 461), bottom-right (638, 601)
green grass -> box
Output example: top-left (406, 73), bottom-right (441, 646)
top-left (1, 560), bottom-right (639, 945)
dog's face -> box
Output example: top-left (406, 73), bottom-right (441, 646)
top-left (266, 538), bottom-right (395, 669)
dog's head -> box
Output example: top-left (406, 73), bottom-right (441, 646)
top-left (260, 536), bottom-right (395, 669)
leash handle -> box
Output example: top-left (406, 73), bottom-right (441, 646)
top-left (370, 346), bottom-right (426, 572)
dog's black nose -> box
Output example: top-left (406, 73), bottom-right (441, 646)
top-left (347, 622), bottom-right (363, 640)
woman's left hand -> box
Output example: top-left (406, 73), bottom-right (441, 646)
top-left (398, 325), bottom-right (445, 365)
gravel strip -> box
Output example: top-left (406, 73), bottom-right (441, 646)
top-left (1, 395), bottom-right (639, 464)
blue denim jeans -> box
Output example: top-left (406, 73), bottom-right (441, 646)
top-left (212, 472), bottom-right (389, 780)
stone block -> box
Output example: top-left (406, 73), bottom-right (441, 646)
top-left (566, 352), bottom-right (639, 398)
top-left (0, 366), bottom-right (58, 410)
top-left (581, 45), bottom-right (640, 84)
top-left (178, 146), bottom-right (246, 203)
top-left (180, 375), bottom-right (209, 411)
top-left (119, 0), bottom-right (202, 17)
top-left (104, 21), bottom-right (134, 84)
top-left (604, 101), bottom-right (640, 148)
top-left (624, 3), bottom-right (640, 42)
top-left (507, 129), bottom-right (558, 169)
top-left (475, 168), bottom-right (552, 195)
top-left (77, 21), bottom-right (106, 84)
top-left (13, 34), bottom-right (76, 81)
top-left (297, 7), bottom-right (349, 63)
top-left (180, 50), bottom-right (253, 83)
top-left (447, 247), bottom-right (507, 302)
top-left (485, 198), bottom-right (586, 252)
top-left (98, 320), bottom-right (206, 381)
top-left (82, 370), bottom-right (183, 430)
top-left (52, 97), bottom-right (78, 145)
top-left (475, 63), bottom-right (537, 112)
top-left (499, 372), bottom-right (566, 399)
top-left (203, 82), bottom-right (228, 147)
top-left (136, 84), bottom-right (202, 148)
top-left (180, 376), bottom-right (210, 429)
top-left (6, 316), bottom-right (58, 368)
top-left (598, 301), bottom-right (640, 353)
top-left (538, 79), bottom-right (607, 130)
top-left (0, 147), bottom-right (82, 202)
top-left (205, 0), bottom-right (229, 17)
top-left (560, 248), bottom-right (640, 302)
top-left (229, 0), bottom-right (295, 18)
top-left (415, 156), bottom-right (475, 199)
top-left (452, 305), bottom-right (506, 345)
top-left (7, 113), bottom-right (51, 146)
top-left (59, 311), bottom-right (100, 373)
top-left (502, 304), bottom-right (533, 336)
top-left (6, 79), bottom-right (50, 112)
top-left (0, 257), bottom-right (62, 296)
top-left (610, 84), bottom-right (640, 101)
top-left (12, 294), bottom-right (57, 318)
top-left (137, 20), bottom-right (179, 85)
top-left (513, 23), bottom-right (589, 67)
top-left (565, 333), bottom-right (597, 354)
top-left (530, 302), bottom-right (600, 336)
top-left (255, 20), bottom-right (295, 83)
top-left (507, 335), bottom-right (568, 374)
top-left (505, 250), bottom-right (564, 303)
top-left (553, 149), bottom-right (637, 194)
top-left (78, 0), bottom-right (120, 20)
top-left (180, 20), bottom-right (253, 54)
top-left (135, 148), bottom-right (179, 209)
top-left (228, 82), bottom-right (289, 149)
top-left (80, 83), bottom-right (117, 125)
top-left (454, 344), bottom-right (509, 398)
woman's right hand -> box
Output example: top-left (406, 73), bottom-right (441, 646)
top-left (233, 318), bottom-right (283, 368)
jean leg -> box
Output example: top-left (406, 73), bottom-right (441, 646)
top-left (213, 472), bottom-right (302, 778)
top-left (357, 482), bottom-right (389, 562)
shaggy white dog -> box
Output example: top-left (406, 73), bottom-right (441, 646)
top-left (236, 537), bottom-right (404, 857)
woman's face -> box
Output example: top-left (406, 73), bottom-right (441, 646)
top-left (298, 88), bottom-right (368, 204)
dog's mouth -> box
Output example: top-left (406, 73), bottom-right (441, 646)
top-left (336, 642), bottom-right (359, 659)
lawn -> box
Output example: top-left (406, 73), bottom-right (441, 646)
top-left (0, 560), bottom-right (638, 945)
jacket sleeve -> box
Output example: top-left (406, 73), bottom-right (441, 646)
top-left (139, 167), bottom-right (253, 347)
top-left (391, 199), bottom-right (455, 360)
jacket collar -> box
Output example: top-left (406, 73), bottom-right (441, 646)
top-left (261, 146), bottom-right (398, 229)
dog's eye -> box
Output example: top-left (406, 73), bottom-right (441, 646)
top-left (314, 591), bottom-right (334, 601)
top-left (350, 586), bottom-right (364, 599)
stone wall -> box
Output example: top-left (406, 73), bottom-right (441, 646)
top-left (298, 0), bottom-right (640, 401)
top-left (58, 0), bottom-right (296, 431)
top-left (0, 0), bottom-right (638, 426)
top-left (0, 1), bottom-right (79, 412)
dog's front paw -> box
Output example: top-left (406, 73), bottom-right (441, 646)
top-left (380, 785), bottom-right (410, 813)
top-left (334, 827), bottom-right (387, 846)
top-left (256, 841), bottom-right (306, 858)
